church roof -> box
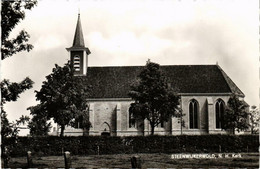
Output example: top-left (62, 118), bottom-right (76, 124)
top-left (72, 14), bottom-right (85, 48)
top-left (81, 65), bottom-right (244, 99)
top-left (216, 65), bottom-right (244, 97)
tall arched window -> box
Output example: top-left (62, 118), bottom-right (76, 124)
top-left (129, 112), bottom-right (136, 128)
top-left (215, 99), bottom-right (225, 129)
top-left (74, 55), bottom-right (80, 71)
top-left (189, 99), bottom-right (199, 129)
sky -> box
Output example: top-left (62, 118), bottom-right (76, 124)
top-left (1, 0), bottom-right (259, 133)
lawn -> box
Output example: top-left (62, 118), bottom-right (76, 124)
top-left (3, 153), bottom-right (259, 168)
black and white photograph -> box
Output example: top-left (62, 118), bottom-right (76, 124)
top-left (1, 0), bottom-right (259, 168)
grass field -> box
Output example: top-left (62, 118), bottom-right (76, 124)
top-left (3, 153), bottom-right (259, 168)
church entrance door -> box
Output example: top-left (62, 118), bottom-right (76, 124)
top-left (100, 122), bottom-right (111, 136)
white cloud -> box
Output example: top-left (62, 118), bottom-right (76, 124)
top-left (34, 35), bottom-right (65, 50)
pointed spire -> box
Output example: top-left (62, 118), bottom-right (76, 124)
top-left (66, 13), bottom-right (91, 55)
top-left (72, 13), bottom-right (85, 47)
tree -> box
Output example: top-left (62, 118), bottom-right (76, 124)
top-left (1, 1), bottom-right (36, 166)
top-left (1, 110), bottom-right (30, 139)
top-left (1, 110), bottom-right (13, 140)
top-left (128, 60), bottom-right (180, 135)
top-left (1, 108), bottom-right (30, 167)
top-left (27, 104), bottom-right (52, 136)
top-left (1, 78), bottom-right (33, 154)
top-left (1, 78), bottom-right (34, 138)
top-left (1, 0), bottom-right (37, 60)
top-left (34, 62), bottom-right (91, 137)
top-left (222, 94), bottom-right (249, 134)
top-left (1, 0), bottom-right (36, 138)
top-left (70, 108), bottom-right (91, 136)
top-left (1, 78), bottom-right (34, 104)
top-left (249, 105), bottom-right (259, 134)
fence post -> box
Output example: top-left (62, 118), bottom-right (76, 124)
top-left (219, 145), bottom-right (221, 153)
top-left (27, 151), bottom-right (33, 168)
top-left (182, 145), bottom-right (186, 152)
top-left (97, 145), bottom-right (100, 155)
top-left (64, 151), bottom-right (71, 169)
top-left (131, 155), bottom-right (141, 168)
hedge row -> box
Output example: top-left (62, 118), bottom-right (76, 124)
top-left (4, 135), bottom-right (258, 157)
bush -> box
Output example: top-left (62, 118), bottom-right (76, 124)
top-left (4, 135), bottom-right (258, 157)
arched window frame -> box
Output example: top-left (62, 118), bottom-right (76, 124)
top-left (73, 55), bottom-right (80, 71)
top-left (215, 99), bottom-right (225, 129)
top-left (160, 120), bottom-right (165, 128)
top-left (129, 111), bottom-right (136, 128)
top-left (189, 99), bottom-right (199, 129)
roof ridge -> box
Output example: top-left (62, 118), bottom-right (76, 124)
top-left (216, 64), bottom-right (245, 97)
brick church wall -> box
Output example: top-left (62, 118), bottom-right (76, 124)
top-left (63, 95), bottom-right (233, 136)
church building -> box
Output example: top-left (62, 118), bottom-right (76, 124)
top-left (58, 14), bottom-right (247, 136)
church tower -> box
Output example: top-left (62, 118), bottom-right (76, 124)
top-left (66, 13), bottom-right (91, 75)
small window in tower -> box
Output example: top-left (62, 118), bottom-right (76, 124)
top-left (74, 55), bottom-right (80, 71)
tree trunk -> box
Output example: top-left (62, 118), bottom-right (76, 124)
top-left (180, 118), bottom-right (183, 135)
top-left (60, 125), bottom-right (65, 137)
top-left (150, 123), bottom-right (155, 135)
top-left (83, 128), bottom-right (88, 136)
